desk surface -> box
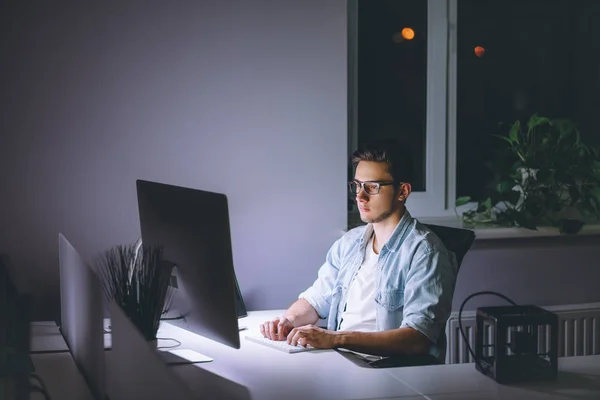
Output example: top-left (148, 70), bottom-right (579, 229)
top-left (30, 321), bottom-right (69, 353)
top-left (30, 352), bottom-right (95, 400)
top-left (158, 310), bottom-right (600, 400)
top-left (29, 321), bottom-right (95, 400)
top-left (30, 311), bottom-right (600, 400)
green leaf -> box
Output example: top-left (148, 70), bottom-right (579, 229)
top-left (492, 134), bottom-right (515, 145)
top-left (496, 180), bottom-right (514, 194)
top-left (509, 122), bottom-right (519, 143)
top-left (455, 196), bottom-right (471, 207)
top-left (527, 114), bottom-right (550, 131)
top-left (568, 185), bottom-right (581, 205)
top-left (506, 190), bottom-right (521, 206)
top-left (477, 197), bottom-right (492, 212)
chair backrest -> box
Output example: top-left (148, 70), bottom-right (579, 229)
top-left (423, 224), bottom-right (476, 365)
top-left (424, 224), bottom-right (476, 270)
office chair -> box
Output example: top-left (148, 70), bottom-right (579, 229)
top-left (345, 224), bottom-right (476, 369)
top-left (424, 224), bottom-right (476, 271)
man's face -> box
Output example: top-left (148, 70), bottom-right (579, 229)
top-left (353, 161), bottom-right (405, 224)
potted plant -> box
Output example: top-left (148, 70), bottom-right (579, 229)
top-left (456, 114), bottom-right (600, 233)
top-left (93, 242), bottom-right (175, 345)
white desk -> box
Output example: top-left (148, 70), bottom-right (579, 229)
top-left (28, 321), bottom-right (95, 400)
top-left (30, 321), bottom-right (69, 353)
top-left (29, 311), bottom-right (600, 400)
top-left (30, 352), bottom-right (95, 400)
top-left (387, 356), bottom-right (600, 399)
top-left (158, 310), bottom-right (600, 400)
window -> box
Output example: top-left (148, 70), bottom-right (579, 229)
top-left (349, 0), bottom-right (600, 225)
top-left (349, 0), bottom-right (448, 221)
top-left (456, 0), bottom-right (600, 202)
top-left (357, 0), bottom-right (427, 192)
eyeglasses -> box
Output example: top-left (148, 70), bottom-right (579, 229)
top-left (348, 180), bottom-right (395, 195)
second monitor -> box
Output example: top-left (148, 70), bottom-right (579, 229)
top-left (136, 179), bottom-right (243, 351)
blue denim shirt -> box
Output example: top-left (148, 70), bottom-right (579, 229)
top-left (298, 210), bottom-right (458, 362)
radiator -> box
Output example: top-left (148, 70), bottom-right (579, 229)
top-left (445, 302), bottom-right (600, 364)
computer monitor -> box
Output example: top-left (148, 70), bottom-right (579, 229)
top-left (136, 179), bottom-right (242, 351)
top-left (0, 256), bottom-right (31, 400)
top-left (58, 234), bottom-right (106, 400)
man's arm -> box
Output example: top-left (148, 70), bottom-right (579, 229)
top-left (296, 235), bottom-right (345, 319)
top-left (261, 235), bottom-right (345, 340)
top-left (291, 247), bottom-right (456, 355)
top-left (334, 327), bottom-right (429, 356)
top-left (282, 298), bottom-right (320, 327)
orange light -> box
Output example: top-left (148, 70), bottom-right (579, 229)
top-left (474, 46), bottom-right (485, 57)
top-left (401, 27), bottom-right (415, 40)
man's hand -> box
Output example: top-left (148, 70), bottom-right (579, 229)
top-left (259, 317), bottom-right (294, 341)
top-left (287, 325), bottom-right (339, 349)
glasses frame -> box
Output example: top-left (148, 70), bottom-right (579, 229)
top-left (348, 180), bottom-right (397, 195)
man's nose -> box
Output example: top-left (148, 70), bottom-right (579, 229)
top-left (356, 188), bottom-right (369, 201)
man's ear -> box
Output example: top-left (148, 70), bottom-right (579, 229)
top-left (397, 183), bottom-right (412, 201)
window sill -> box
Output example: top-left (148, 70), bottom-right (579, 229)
top-left (416, 216), bottom-right (600, 240)
top-left (348, 212), bottom-right (600, 240)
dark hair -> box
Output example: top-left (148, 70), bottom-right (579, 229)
top-left (350, 138), bottom-right (415, 184)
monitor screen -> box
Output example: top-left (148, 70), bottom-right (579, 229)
top-left (136, 179), bottom-right (242, 349)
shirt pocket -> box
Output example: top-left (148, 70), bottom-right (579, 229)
top-left (375, 289), bottom-right (405, 312)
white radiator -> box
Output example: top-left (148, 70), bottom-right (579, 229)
top-left (445, 302), bottom-right (600, 364)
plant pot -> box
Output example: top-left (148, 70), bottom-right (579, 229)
top-left (558, 219), bottom-right (584, 235)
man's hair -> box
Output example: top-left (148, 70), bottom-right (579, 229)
top-left (350, 137), bottom-right (415, 184)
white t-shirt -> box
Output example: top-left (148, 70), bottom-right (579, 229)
top-left (337, 235), bottom-right (378, 332)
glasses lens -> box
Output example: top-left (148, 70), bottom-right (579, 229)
top-left (363, 183), bottom-right (379, 194)
top-left (349, 182), bottom-right (358, 194)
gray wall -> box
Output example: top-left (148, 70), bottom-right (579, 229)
top-left (1, 0), bottom-right (597, 323)
top-left (454, 235), bottom-right (600, 311)
top-left (0, 0), bottom-right (348, 320)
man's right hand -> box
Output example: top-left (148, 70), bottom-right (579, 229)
top-left (259, 317), bottom-right (294, 341)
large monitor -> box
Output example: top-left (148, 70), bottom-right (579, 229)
top-left (136, 179), bottom-right (242, 351)
top-left (58, 233), bottom-right (106, 400)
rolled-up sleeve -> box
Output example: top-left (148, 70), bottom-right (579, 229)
top-left (400, 249), bottom-right (457, 344)
top-left (298, 238), bottom-right (342, 319)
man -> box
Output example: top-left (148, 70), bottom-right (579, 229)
top-left (259, 140), bottom-right (458, 362)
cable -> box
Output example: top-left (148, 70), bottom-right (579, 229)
top-left (30, 372), bottom-right (53, 400)
top-left (458, 290), bottom-right (518, 373)
top-left (156, 337), bottom-right (182, 350)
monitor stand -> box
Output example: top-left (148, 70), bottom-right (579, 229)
top-left (158, 348), bottom-right (213, 365)
top-left (104, 318), bottom-right (213, 364)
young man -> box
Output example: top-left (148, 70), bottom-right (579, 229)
top-left (259, 140), bottom-right (458, 362)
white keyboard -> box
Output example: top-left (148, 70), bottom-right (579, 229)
top-left (245, 334), bottom-right (317, 353)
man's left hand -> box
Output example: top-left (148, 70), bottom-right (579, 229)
top-left (287, 325), bottom-right (339, 349)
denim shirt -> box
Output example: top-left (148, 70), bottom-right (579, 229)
top-left (298, 210), bottom-right (458, 362)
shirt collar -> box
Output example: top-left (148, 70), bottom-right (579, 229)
top-left (356, 209), bottom-right (414, 253)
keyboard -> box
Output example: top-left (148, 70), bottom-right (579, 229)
top-left (244, 333), bottom-right (318, 353)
